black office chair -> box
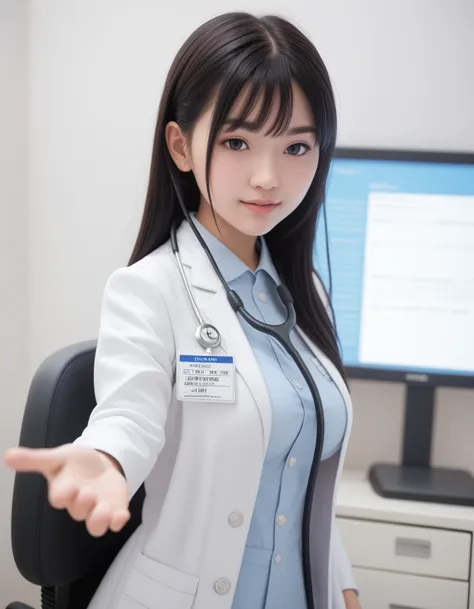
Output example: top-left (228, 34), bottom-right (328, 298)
top-left (8, 341), bottom-right (146, 609)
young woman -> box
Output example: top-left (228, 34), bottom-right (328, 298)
top-left (5, 11), bottom-right (361, 609)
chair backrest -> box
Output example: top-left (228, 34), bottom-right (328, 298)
top-left (10, 341), bottom-right (145, 609)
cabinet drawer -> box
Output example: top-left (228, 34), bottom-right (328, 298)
top-left (337, 517), bottom-right (471, 580)
top-left (353, 567), bottom-right (469, 609)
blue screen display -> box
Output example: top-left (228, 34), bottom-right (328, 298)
top-left (314, 154), bottom-right (474, 377)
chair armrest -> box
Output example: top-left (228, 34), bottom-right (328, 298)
top-left (6, 602), bottom-right (36, 609)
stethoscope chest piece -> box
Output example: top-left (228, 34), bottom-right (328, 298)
top-left (196, 323), bottom-right (221, 350)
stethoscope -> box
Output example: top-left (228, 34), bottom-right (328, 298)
top-left (168, 169), bottom-right (325, 609)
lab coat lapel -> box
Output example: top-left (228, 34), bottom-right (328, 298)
top-left (177, 221), bottom-right (272, 451)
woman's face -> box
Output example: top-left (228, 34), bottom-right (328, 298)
top-left (188, 81), bottom-right (320, 237)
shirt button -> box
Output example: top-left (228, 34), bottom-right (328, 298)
top-left (274, 554), bottom-right (282, 564)
top-left (293, 379), bottom-right (303, 389)
top-left (276, 514), bottom-right (287, 526)
top-left (214, 579), bottom-right (232, 595)
top-left (288, 457), bottom-right (297, 467)
top-left (228, 512), bottom-right (244, 528)
top-left (258, 292), bottom-right (267, 303)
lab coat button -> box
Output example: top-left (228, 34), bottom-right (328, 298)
top-left (258, 292), bottom-right (267, 303)
top-left (214, 578), bottom-right (232, 595)
top-left (275, 554), bottom-right (282, 564)
top-left (288, 457), bottom-right (297, 467)
top-left (276, 514), bottom-right (287, 526)
top-left (228, 512), bottom-right (244, 528)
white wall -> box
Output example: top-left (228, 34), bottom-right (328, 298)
top-left (0, 0), bottom-right (32, 606)
top-left (314, 0), bottom-right (474, 153)
top-left (2, 0), bottom-right (473, 604)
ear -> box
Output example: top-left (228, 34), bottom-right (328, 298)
top-left (165, 121), bottom-right (192, 172)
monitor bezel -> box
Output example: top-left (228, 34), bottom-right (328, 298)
top-left (330, 146), bottom-right (474, 389)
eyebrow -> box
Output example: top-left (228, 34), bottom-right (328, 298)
top-left (223, 119), bottom-right (316, 136)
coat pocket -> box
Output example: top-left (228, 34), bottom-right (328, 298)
top-left (117, 553), bottom-right (199, 609)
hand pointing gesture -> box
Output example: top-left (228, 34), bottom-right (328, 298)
top-left (4, 444), bottom-right (130, 537)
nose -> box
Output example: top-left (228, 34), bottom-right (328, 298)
top-left (249, 156), bottom-right (279, 191)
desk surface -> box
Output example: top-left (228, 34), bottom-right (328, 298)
top-left (337, 470), bottom-right (474, 532)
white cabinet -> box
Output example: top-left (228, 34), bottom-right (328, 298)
top-left (351, 567), bottom-right (469, 609)
top-left (336, 471), bottom-right (474, 609)
top-left (337, 518), bottom-right (471, 580)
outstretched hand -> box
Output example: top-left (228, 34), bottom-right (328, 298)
top-left (4, 444), bottom-right (130, 537)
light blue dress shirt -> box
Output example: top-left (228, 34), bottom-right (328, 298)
top-left (193, 217), bottom-right (348, 609)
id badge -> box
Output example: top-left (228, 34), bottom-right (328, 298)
top-left (176, 353), bottom-right (235, 403)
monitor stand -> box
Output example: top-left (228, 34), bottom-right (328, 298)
top-left (369, 384), bottom-right (474, 506)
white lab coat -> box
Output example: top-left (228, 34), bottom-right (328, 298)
top-left (74, 219), bottom-right (356, 609)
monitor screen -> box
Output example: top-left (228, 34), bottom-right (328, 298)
top-left (315, 149), bottom-right (474, 385)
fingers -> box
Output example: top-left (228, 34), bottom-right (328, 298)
top-left (4, 446), bottom-right (71, 476)
top-left (68, 487), bottom-right (97, 521)
top-left (85, 502), bottom-right (113, 537)
top-left (109, 508), bottom-right (131, 533)
top-left (49, 480), bottom-right (129, 535)
top-left (4, 446), bottom-right (130, 537)
top-left (85, 503), bottom-right (130, 537)
top-left (48, 477), bottom-right (79, 509)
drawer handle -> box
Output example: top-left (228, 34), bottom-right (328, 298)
top-left (389, 605), bottom-right (425, 609)
top-left (394, 537), bottom-right (432, 559)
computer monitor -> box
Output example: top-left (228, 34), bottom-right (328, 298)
top-left (316, 147), bottom-right (474, 506)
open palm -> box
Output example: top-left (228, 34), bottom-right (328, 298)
top-left (4, 444), bottom-right (130, 537)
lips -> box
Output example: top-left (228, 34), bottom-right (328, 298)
top-left (241, 200), bottom-right (280, 206)
top-left (240, 200), bottom-right (281, 214)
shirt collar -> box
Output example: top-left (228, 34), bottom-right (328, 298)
top-left (190, 214), bottom-right (281, 285)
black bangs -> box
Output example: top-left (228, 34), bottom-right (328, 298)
top-left (222, 56), bottom-right (294, 137)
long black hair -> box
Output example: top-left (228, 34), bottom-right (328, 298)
top-left (129, 12), bottom-right (346, 383)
